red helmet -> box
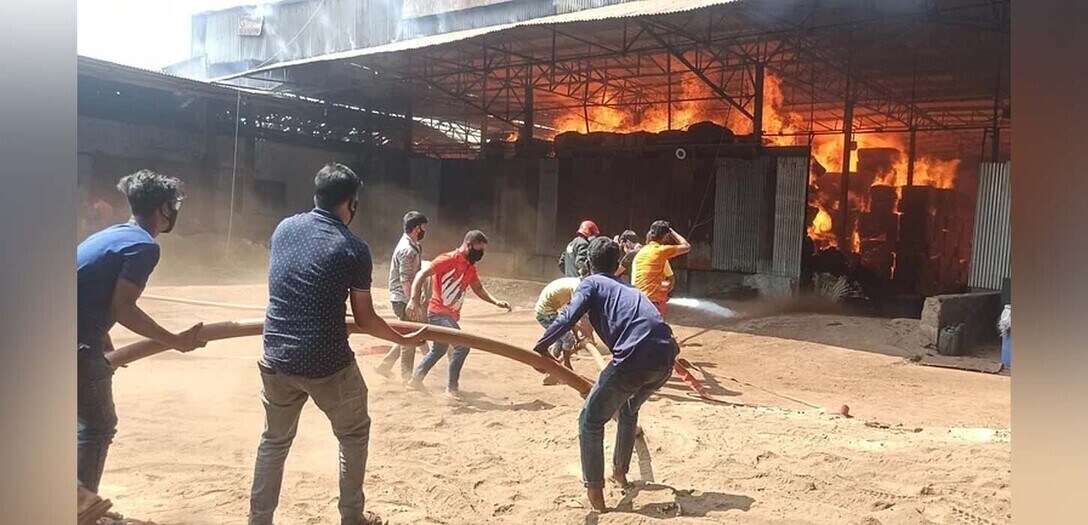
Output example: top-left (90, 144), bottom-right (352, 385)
top-left (578, 220), bottom-right (600, 237)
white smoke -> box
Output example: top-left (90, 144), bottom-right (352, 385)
top-left (667, 297), bottom-right (737, 319)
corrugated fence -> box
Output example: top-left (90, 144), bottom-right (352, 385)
top-left (968, 161), bottom-right (1011, 290)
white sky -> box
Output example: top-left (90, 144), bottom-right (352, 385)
top-left (77, 0), bottom-right (276, 70)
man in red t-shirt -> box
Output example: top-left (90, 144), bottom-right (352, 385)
top-left (406, 230), bottom-right (511, 397)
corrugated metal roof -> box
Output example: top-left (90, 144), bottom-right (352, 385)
top-left (215, 0), bottom-right (740, 81)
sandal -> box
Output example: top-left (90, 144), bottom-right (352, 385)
top-left (77, 493), bottom-right (113, 525)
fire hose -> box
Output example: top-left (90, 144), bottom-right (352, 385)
top-left (108, 317), bottom-right (596, 397)
top-left (136, 293), bottom-right (719, 401)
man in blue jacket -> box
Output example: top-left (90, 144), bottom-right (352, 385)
top-left (534, 236), bottom-right (678, 512)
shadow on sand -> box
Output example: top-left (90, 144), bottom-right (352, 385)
top-left (582, 482), bottom-right (754, 524)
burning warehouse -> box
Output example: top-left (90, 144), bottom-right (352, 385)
top-left (62, 2), bottom-right (1025, 521)
top-left (196, 0), bottom-right (1009, 303)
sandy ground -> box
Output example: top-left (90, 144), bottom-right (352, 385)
top-left (100, 279), bottom-right (1011, 525)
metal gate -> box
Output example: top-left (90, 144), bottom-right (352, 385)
top-left (712, 157), bottom-right (773, 272)
top-left (772, 156), bottom-right (809, 279)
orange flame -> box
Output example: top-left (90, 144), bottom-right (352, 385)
top-left (541, 69), bottom-right (962, 258)
top-left (553, 76), bottom-right (722, 135)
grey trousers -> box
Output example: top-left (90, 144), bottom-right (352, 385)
top-left (249, 361), bottom-right (371, 525)
top-left (375, 301), bottom-right (418, 379)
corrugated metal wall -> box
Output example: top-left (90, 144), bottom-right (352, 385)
top-left (712, 157), bottom-right (774, 273)
top-left (554, 0), bottom-right (631, 14)
top-left (772, 156), bottom-right (809, 279)
top-left (968, 161), bottom-right (1011, 290)
top-left (195, 0), bottom-right (401, 66)
top-left (401, 0), bottom-right (556, 38)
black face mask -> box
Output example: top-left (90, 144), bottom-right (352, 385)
top-left (466, 247), bottom-right (484, 264)
top-left (347, 200), bottom-right (358, 225)
top-left (416, 228), bottom-right (426, 241)
top-left (160, 201), bottom-right (180, 233)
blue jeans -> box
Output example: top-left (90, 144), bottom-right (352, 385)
top-left (411, 313), bottom-right (470, 391)
top-left (77, 344), bottom-right (118, 493)
top-left (579, 361), bottom-right (672, 489)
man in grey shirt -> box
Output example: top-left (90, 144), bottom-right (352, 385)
top-left (375, 211), bottom-right (428, 381)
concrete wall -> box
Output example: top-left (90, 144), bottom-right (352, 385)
top-left (919, 291), bottom-right (1002, 350)
top-left (77, 116), bottom-right (377, 243)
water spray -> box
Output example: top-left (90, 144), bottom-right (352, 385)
top-left (666, 297), bottom-right (737, 319)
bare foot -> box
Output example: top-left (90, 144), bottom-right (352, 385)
top-left (586, 487), bottom-right (608, 512)
top-left (610, 471), bottom-right (632, 489)
top-left (406, 378), bottom-right (430, 394)
top-left (361, 510), bottom-right (384, 525)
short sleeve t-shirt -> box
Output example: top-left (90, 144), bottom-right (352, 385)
top-left (427, 250), bottom-right (479, 321)
top-left (631, 241), bottom-right (685, 304)
top-left (263, 208), bottom-right (373, 378)
top-left (77, 223), bottom-right (161, 349)
top-left (534, 277), bottom-right (580, 317)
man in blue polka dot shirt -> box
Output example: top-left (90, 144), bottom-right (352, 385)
top-left (249, 163), bottom-right (426, 525)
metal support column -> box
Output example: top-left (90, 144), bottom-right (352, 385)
top-left (583, 76), bottom-right (590, 133)
top-left (907, 128), bottom-right (917, 186)
top-left (907, 49), bottom-right (917, 186)
top-left (838, 32), bottom-right (854, 250)
top-left (403, 91), bottom-right (413, 154)
top-left (519, 81), bottom-right (534, 154)
top-left (753, 61), bottom-right (765, 144)
top-left (480, 45), bottom-right (489, 156)
top-left (839, 97), bottom-right (854, 250)
top-left (990, 6), bottom-right (1006, 162)
top-left (666, 53), bottom-right (673, 130)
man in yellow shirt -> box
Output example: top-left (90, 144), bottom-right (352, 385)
top-left (535, 277), bottom-right (581, 360)
top-left (629, 221), bottom-right (718, 401)
top-left (535, 277), bottom-right (594, 372)
top-left (631, 221), bottom-right (691, 316)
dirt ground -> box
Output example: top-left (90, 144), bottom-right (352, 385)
top-left (100, 276), bottom-right (1010, 525)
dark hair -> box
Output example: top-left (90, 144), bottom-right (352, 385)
top-left (464, 230), bottom-right (489, 245)
top-left (619, 230), bottom-right (639, 244)
top-left (587, 236), bottom-right (621, 274)
top-left (116, 169), bottom-right (183, 217)
top-left (314, 163), bottom-right (362, 210)
top-left (648, 220), bottom-right (671, 242)
top-left (403, 211), bottom-right (429, 233)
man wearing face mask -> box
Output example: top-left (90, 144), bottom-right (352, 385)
top-left (406, 230), bottom-right (511, 398)
top-left (76, 170), bottom-right (206, 519)
top-left (560, 220), bottom-right (599, 278)
top-left (375, 210), bottom-right (428, 381)
top-left (250, 163), bottom-right (426, 525)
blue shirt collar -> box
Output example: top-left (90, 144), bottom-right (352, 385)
top-left (311, 207), bottom-right (343, 224)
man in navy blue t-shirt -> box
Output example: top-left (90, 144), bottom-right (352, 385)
top-left (534, 236), bottom-right (678, 512)
top-left (249, 163), bottom-right (425, 525)
top-left (76, 170), bottom-right (206, 511)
